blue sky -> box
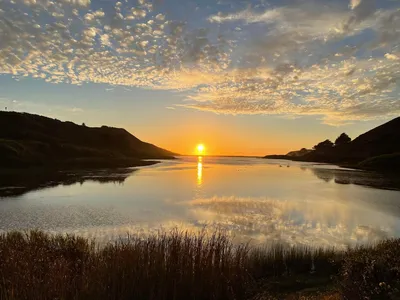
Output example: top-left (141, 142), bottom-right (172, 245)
top-left (0, 0), bottom-right (399, 155)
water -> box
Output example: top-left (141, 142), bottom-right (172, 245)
top-left (0, 156), bottom-right (399, 248)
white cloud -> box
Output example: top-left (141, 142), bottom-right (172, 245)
top-left (208, 8), bottom-right (282, 24)
top-left (0, 0), bottom-right (398, 124)
top-left (84, 11), bottom-right (104, 22)
top-left (68, 107), bottom-right (84, 113)
top-left (385, 53), bottom-right (400, 61)
top-left (350, 0), bottom-right (362, 10)
top-left (344, 0), bottom-right (377, 31)
top-left (131, 7), bottom-right (146, 18)
top-left (180, 56), bottom-right (400, 123)
top-left (155, 13), bottom-right (165, 21)
top-left (16, 0), bottom-right (90, 7)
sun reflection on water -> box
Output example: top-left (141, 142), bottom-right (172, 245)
top-left (197, 156), bottom-right (203, 186)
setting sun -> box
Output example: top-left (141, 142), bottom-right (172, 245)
top-left (196, 144), bottom-right (205, 155)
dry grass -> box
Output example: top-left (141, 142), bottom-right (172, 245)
top-left (340, 239), bottom-right (400, 299)
top-left (0, 230), bottom-right (399, 300)
top-left (0, 230), bottom-right (249, 300)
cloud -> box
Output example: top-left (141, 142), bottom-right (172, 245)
top-left (180, 56), bottom-right (400, 124)
top-left (0, 0), bottom-right (399, 124)
top-left (68, 107), bottom-right (84, 113)
top-left (191, 1), bottom-right (400, 123)
top-left (0, 97), bottom-right (85, 117)
top-left (344, 0), bottom-right (377, 32)
top-left (208, 8), bottom-right (282, 24)
top-left (385, 53), bottom-right (400, 61)
top-left (350, 0), bottom-right (362, 10)
top-left (15, 0), bottom-right (91, 8)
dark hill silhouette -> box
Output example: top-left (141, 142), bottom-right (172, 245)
top-left (265, 116), bottom-right (400, 172)
top-left (286, 148), bottom-right (312, 157)
top-left (0, 111), bottom-right (176, 168)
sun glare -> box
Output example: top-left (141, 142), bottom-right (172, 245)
top-left (196, 144), bottom-right (205, 155)
top-left (197, 156), bottom-right (203, 186)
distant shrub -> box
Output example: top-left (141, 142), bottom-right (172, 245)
top-left (335, 133), bottom-right (351, 146)
top-left (313, 139), bottom-right (334, 152)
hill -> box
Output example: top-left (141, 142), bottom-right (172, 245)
top-left (265, 116), bottom-right (400, 172)
top-left (0, 111), bottom-right (176, 169)
top-left (286, 148), bottom-right (312, 157)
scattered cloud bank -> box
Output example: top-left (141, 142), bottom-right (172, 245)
top-left (0, 0), bottom-right (399, 124)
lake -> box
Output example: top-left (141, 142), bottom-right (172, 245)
top-left (1, 156), bottom-right (400, 248)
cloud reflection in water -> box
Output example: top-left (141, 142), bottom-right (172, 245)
top-left (181, 195), bottom-right (397, 248)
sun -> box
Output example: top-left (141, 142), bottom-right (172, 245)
top-left (196, 144), bottom-right (205, 155)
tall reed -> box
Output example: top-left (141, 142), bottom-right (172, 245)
top-left (1, 230), bottom-right (399, 300)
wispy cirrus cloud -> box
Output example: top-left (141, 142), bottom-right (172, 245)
top-left (0, 0), bottom-right (399, 124)
top-left (187, 0), bottom-right (400, 124)
top-left (181, 55), bottom-right (400, 125)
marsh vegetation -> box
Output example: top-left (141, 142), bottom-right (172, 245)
top-left (0, 230), bottom-right (399, 299)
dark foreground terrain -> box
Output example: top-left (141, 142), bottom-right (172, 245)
top-left (0, 230), bottom-right (399, 300)
top-left (0, 111), bottom-right (176, 169)
top-left (265, 116), bottom-right (400, 173)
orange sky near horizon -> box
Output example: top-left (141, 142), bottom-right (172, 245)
top-left (1, 78), bottom-right (391, 157)
top-left (126, 115), bottom-right (390, 157)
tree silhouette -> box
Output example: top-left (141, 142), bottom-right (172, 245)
top-left (335, 133), bottom-right (351, 146)
top-left (313, 139), bottom-right (334, 152)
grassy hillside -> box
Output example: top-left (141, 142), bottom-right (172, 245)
top-left (358, 153), bottom-right (400, 171)
top-left (0, 111), bottom-right (176, 168)
top-left (304, 116), bottom-right (400, 164)
top-left (265, 116), bottom-right (400, 172)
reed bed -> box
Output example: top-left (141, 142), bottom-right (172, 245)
top-left (0, 230), bottom-right (399, 300)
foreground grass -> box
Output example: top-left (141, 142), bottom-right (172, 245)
top-left (0, 231), bottom-right (399, 300)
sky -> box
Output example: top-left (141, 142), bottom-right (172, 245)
top-left (0, 0), bottom-right (399, 155)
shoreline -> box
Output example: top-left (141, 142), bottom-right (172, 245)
top-left (263, 155), bottom-right (400, 175)
top-left (0, 160), bottom-right (163, 198)
top-left (0, 158), bottom-right (164, 174)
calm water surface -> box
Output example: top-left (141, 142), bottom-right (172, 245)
top-left (1, 156), bottom-right (400, 248)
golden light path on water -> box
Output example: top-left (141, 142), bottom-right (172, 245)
top-left (197, 156), bottom-right (203, 187)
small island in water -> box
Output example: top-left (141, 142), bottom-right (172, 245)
top-left (265, 116), bottom-right (400, 173)
top-left (0, 111), bottom-right (176, 170)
